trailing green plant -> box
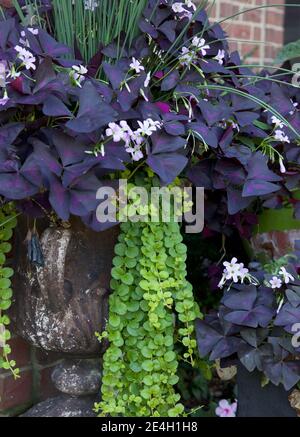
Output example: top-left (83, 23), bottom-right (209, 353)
top-left (95, 176), bottom-right (201, 417)
top-left (0, 203), bottom-right (19, 379)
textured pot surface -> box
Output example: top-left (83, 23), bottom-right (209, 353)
top-left (11, 217), bottom-right (118, 356)
top-left (237, 365), bottom-right (297, 417)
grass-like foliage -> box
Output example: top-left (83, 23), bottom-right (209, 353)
top-left (13, 0), bottom-right (149, 61)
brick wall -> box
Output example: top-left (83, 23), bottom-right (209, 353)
top-left (203, 0), bottom-right (285, 64)
top-left (0, 336), bottom-right (61, 416)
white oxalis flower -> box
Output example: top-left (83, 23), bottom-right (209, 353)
top-left (14, 45), bottom-right (36, 70)
top-left (279, 266), bottom-right (294, 284)
top-left (84, 0), bottom-right (99, 12)
top-left (0, 91), bottom-right (9, 106)
top-left (274, 129), bottom-right (290, 143)
top-left (106, 121), bottom-right (131, 143)
top-left (130, 58), bottom-right (145, 74)
top-left (279, 158), bottom-right (286, 174)
top-left (179, 47), bottom-right (195, 67)
top-left (218, 258), bottom-right (256, 289)
top-left (271, 115), bottom-right (284, 128)
top-left (172, 2), bottom-right (186, 13)
top-left (223, 257), bottom-right (242, 283)
top-left (185, 0), bottom-right (197, 11)
top-left (192, 37), bottom-right (210, 55)
top-left (137, 119), bottom-right (161, 136)
top-left (144, 72), bottom-right (151, 88)
top-left (269, 276), bottom-right (283, 289)
top-left (215, 49), bottom-right (225, 65)
top-left (71, 65), bottom-right (88, 86)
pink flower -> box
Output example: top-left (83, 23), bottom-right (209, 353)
top-left (154, 71), bottom-right (164, 79)
top-left (216, 399), bottom-right (237, 417)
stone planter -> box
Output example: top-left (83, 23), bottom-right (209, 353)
top-left (237, 365), bottom-right (297, 417)
top-left (10, 217), bottom-right (119, 417)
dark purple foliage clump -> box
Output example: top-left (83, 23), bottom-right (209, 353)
top-left (196, 252), bottom-right (300, 391)
top-left (0, 0), bottom-right (298, 233)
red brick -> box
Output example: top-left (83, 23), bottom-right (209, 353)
top-left (266, 28), bottom-right (284, 46)
top-left (0, 370), bottom-right (32, 411)
top-left (242, 10), bottom-right (261, 23)
top-left (265, 46), bottom-right (279, 60)
top-left (266, 12), bottom-right (284, 27)
top-left (253, 27), bottom-right (262, 41)
top-left (220, 3), bottom-right (239, 18)
top-left (6, 337), bottom-right (31, 369)
top-left (241, 43), bottom-right (260, 58)
top-left (229, 23), bottom-right (252, 40)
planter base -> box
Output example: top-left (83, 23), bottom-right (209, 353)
top-left (22, 395), bottom-right (96, 417)
top-left (23, 358), bottom-right (101, 417)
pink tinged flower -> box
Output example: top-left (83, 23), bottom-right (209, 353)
top-left (269, 276), bottom-right (283, 289)
top-left (279, 267), bottom-right (294, 284)
top-left (216, 400), bottom-right (237, 418)
top-left (215, 49), bottom-right (225, 65)
top-left (131, 131), bottom-right (144, 146)
top-left (274, 129), bottom-right (290, 143)
top-left (106, 122), bottom-right (124, 142)
top-left (130, 57), bottom-right (144, 74)
top-left (126, 145), bottom-right (144, 162)
top-left (106, 121), bottom-right (132, 143)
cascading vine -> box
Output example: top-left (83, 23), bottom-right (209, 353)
top-left (0, 203), bottom-right (19, 378)
top-left (96, 178), bottom-right (200, 417)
